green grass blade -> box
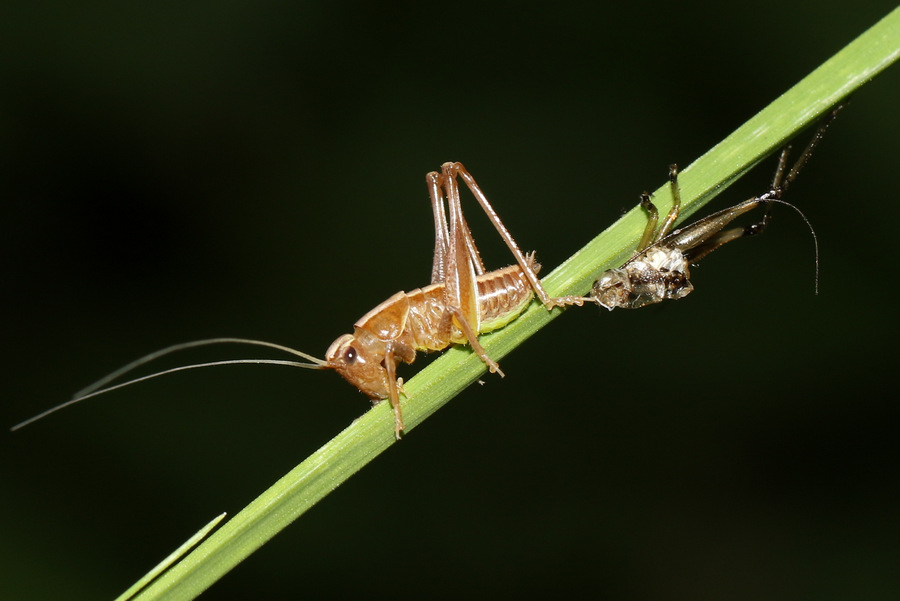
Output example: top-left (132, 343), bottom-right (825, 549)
top-left (129, 8), bottom-right (900, 601)
top-left (115, 513), bottom-right (226, 601)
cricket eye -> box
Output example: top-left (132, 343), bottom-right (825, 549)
top-left (343, 346), bottom-right (358, 364)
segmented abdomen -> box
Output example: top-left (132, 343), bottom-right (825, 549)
top-left (475, 264), bottom-right (535, 332)
top-left (402, 263), bottom-right (539, 351)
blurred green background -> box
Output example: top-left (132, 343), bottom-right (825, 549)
top-left (2, 2), bottom-right (899, 599)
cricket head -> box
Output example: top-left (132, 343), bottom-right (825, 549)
top-left (591, 268), bottom-right (632, 310)
top-left (325, 332), bottom-right (391, 401)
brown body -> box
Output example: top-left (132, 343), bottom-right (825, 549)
top-left (324, 162), bottom-right (581, 438)
top-left (326, 260), bottom-right (541, 425)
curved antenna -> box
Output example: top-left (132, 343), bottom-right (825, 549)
top-left (11, 338), bottom-right (329, 432)
top-left (73, 337), bottom-right (326, 398)
top-left (761, 197), bottom-right (821, 294)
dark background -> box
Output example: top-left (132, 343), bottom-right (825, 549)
top-left (2, 2), bottom-right (899, 599)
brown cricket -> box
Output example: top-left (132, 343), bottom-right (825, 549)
top-left (322, 162), bottom-right (583, 437)
top-left (12, 162), bottom-right (583, 438)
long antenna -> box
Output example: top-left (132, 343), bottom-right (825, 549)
top-left (11, 338), bottom-right (328, 432)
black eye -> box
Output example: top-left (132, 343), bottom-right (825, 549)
top-left (343, 346), bottom-right (357, 363)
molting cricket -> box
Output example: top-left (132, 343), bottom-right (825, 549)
top-left (11, 106), bottom-right (843, 439)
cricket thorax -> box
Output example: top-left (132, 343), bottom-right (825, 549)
top-left (592, 247), bottom-right (694, 310)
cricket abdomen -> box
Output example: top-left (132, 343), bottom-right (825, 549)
top-left (401, 261), bottom-right (540, 351)
top-left (475, 262), bottom-right (538, 332)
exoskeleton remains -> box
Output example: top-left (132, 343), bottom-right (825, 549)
top-left (582, 105), bottom-right (843, 310)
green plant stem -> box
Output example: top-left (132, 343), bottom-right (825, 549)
top-left (130, 8), bottom-right (900, 601)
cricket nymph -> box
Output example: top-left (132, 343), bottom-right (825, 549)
top-left (325, 259), bottom-right (540, 403)
top-left (11, 163), bottom-right (581, 439)
top-left (318, 161), bottom-right (583, 438)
